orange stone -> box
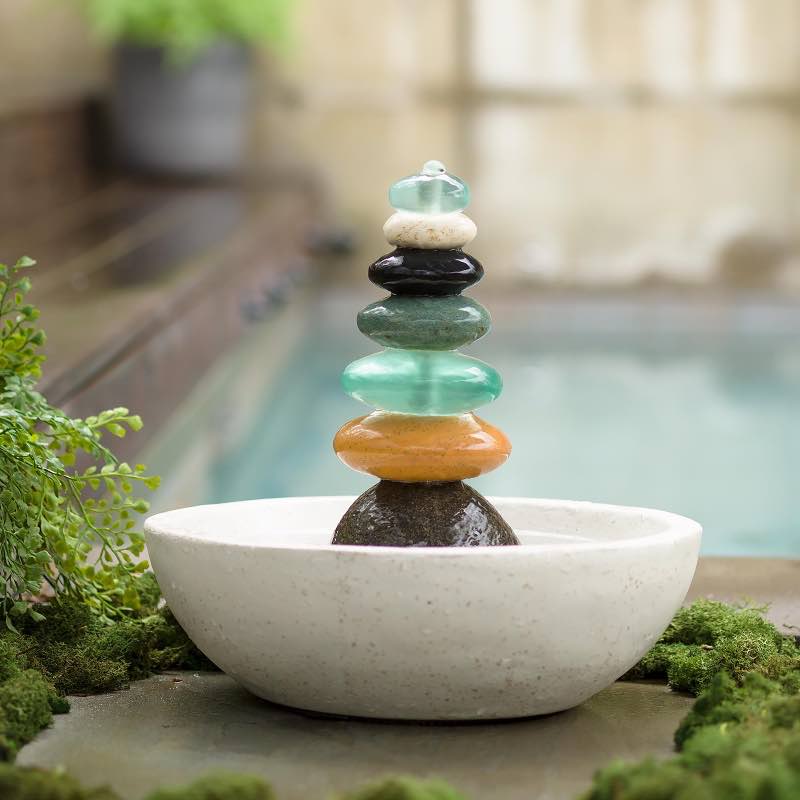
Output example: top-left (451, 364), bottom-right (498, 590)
top-left (333, 412), bottom-right (511, 482)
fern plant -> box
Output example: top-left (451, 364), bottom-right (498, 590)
top-left (0, 257), bottom-right (159, 628)
top-left (76, 0), bottom-right (294, 59)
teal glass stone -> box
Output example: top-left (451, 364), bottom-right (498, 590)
top-left (341, 348), bottom-right (502, 415)
top-left (357, 295), bottom-right (491, 350)
top-left (388, 160), bottom-right (470, 214)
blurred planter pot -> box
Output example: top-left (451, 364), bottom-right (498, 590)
top-left (112, 42), bottom-right (253, 177)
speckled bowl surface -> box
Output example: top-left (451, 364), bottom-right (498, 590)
top-left (145, 497), bottom-right (701, 721)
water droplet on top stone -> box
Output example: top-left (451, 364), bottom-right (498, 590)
top-left (389, 163), bottom-right (470, 214)
top-left (422, 159), bottom-right (447, 176)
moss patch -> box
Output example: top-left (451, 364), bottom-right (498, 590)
top-left (585, 600), bottom-right (800, 799)
top-left (11, 608), bottom-right (214, 698)
top-left (0, 770), bottom-right (470, 800)
top-left (144, 772), bottom-right (276, 800)
top-left (0, 575), bottom-right (215, 762)
top-left (7, 579), bottom-right (216, 700)
top-left (0, 764), bottom-right (119, 799)
top-left (623, 599), bottom-right (800, 693)
top-left (582, 670), bottom-right (800, 799)
top-left (0, 670), bottom-right (65, 761)
top-left (0, 638), bottom-right (23, 684)
top-left (0, 767), bottom-right (279, 800)
top-left (340, 777), bottom-right (467, 799)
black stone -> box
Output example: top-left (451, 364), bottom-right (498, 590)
top-left (368, 248), bottom-right (484, 296)
top-left (332, 480), bottom-right (519, 547)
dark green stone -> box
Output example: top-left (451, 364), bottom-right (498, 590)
top-left (357, 295), bottom-right (491, 350)
top-left (332, 480), bottom-right (519, 547)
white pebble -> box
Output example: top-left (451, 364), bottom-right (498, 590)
top-left (383, 211), bottom-right (477, 250)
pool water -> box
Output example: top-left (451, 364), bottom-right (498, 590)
top-left (152, 290), bottom-right (800, 557)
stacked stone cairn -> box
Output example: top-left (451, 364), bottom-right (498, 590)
top-left (332, 160), bottom-right (519, 546)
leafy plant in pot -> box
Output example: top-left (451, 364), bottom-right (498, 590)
top-left (77, 0), bottom-right (294, 176)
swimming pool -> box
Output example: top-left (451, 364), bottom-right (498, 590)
top-left (147, 288), bottom-right (800, 557)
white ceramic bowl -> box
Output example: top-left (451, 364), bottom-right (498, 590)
top-left (145, 497), bottom-right (701, 721)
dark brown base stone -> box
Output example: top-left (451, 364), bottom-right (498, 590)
top-left (332, 480), bottom-right (520, 547)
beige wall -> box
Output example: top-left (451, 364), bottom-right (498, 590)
top-left (263, 0), bottom-right (800, 288)
top-left (0, 0), bottom-right (106, 114)
top-left (3, 0), bottom-right (800, 287)
top-left (256, 0), bottom-right (462, 252)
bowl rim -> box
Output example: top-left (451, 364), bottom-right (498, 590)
top-left (144, 496), bottom-right (703, 557)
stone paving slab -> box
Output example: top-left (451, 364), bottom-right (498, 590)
top-left (17, 556), bottom-right (800, 799)
top-left (19, 674), bottom-right (692, 800)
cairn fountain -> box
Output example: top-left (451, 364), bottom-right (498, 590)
top-left (145, 162), bottom-right (702, 720)
top-left (332, 160), bottom-right (517, 547)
